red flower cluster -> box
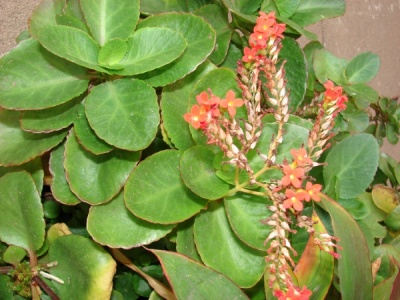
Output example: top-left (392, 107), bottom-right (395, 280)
top-left (242, 12), bottom-right (286, 63)
top-left (184, 90), bottom-right (244, 129)
top-left (281, 148), bottom-right (322, 212)
top-left (323, 80), bottom-right (348, 111)
top-left (274, 285), bottom-right (312, 300)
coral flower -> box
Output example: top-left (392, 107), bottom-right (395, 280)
top-left (220, 90), bottom-right (244, 117)
top-left (304, 182), bottom-right (322, 202)
top-left (242, 47), bottom-right (258, 63)
top-left (283, 189), bottom-right (307, 211)
top-left (275, 286), bottom-right (312, 300)
top-left (336, 95), bottom-right (348, 111)
top-left (196, 91), bottom-right (220, 117)
top-left (281, 165), bottom-right (304, 188)
top-left (290, 148), bottom-right (313, 167)
top-left (323, 80), bottom-right (343, 101)
top-left (184, 104), bottom-right (207, 129)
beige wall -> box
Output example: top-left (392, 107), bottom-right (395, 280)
top-left (1, 0), bottom-right (399, 158)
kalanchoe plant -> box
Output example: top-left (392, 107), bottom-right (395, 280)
top-left (0, 0), bottom-right (399, 299)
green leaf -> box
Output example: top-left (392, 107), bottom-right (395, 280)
top-left (49, 234), bottom-right (116, 300)
top-left (314, 48), bottom-right (348, 85)
top-left (220, 42), bottom-right (243, 71)
top-left (294, 213), bottom-right (334, 299)
top-left (73, 102), bottom-right (114, 155)
top-left (0, 157), bottom-right (44, 194)
top-left (279, 37), bottom-right (307, 110)
top-left (140, 0), bottom-right (188, 14)
top-left (64, 131), bottom-right (140, 205)
top-left (385, 205), bottom-right (400, 231)
top-left (222, 0), bottom-right (263, 15)
top-left (161, 61), bottom-right (216, 150)
top-left (0, 171), bottom-right (45, 253)
top-left (115, 27), bottom-right (187, 76)
top-left (176, 218), bottom-right (202, 262)
top-left (3, 246), bottom-right (26, 266)
top-left (373, 257), bottom-right (399, 300)
top-left (37, 25), bottom-right (106, 72)
top-left (85, 78), bottom-right (159, 151)
top-left (20, 96), bottom-right (82, 133)
top-left (0, 39), bottom-right (89, 110)
top-left (344, 83), bottom-right (379, 109)
top-left (321, 194), bottom-right (373, 300)
top-left (224, 193), bottom-right (272, 251)
top-left (337, 198), bottom-right (370, 219)
top-left (151, 249), bottom-right (249, 299)
top-left (180, 146), bottom-right (230, 200)
top-left (340, 102), bottom-right (370, 133)
top-left (194, 201), bottom-right (265, 288)
top-left (56, 12), bottom-right (90, 33)
top-left (0, 109), bottom-right (67, 167)
top-left (358, 192), bottom-right (386, 222)
top-left (49, 143), bottom-right (81, 205)
top-left (323, 134), bottom-right (379, 199)
top-left (29, 0), bottom-right (65, 38)
top-left (187, 0), bottom-right (214, 11)
top-left (345, 52), bottom-right (380, 84)
top-left (80, 0), bottom-right (140, 46)
top-left (275, 0), bottom-right (300, 18)
top-left (125, 150), bottom-right (207, 224)
top-left (290, 0), bottom-right (346, 27)
top-left (114, 273), bottom-right (139, 300)
top-left (98, 38), bottom-right (128, 69)
top-left (0, 275), bottom-right (14, 300)
top-left (193, 4), bottom-right (232, 65)
top-left (137, 13), bottom-right (216, 86)
top-left (87, 192), bottom-right (175, 248)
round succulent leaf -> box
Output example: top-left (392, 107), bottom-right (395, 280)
top-left (74, 102), bottom-right (114, 155)
top-left (63, 0), bottom-right (86, 24)
top-left (313, 48), bottom-right (348, 85)
top-left (323, 133), bottom-right (379, 199)
top-left (125, 150), bottom-right (207, 224)
top-left (98, 38), bottom-right (128, 69)
top-left (140, 0), bottom-right (188, 14)
top-left (290, 0), bottom-right (346, 27)
top-left (180, 146), bottom-right (230, 200)
top-left (80, 0), bottom-right (140, 46)
top-left (220, 42), bottom-right (243, 71)
top-left (56, 13), bottom-right (90, 33)
top-left (0, 109), bottom-right (67, 167)
top-left (194, 201), bottom-right (266, 288)
top-left (64, 131), bottom-right (140, 205)
top-left (48, 234), bottom-right (116, 300)
top-left (29, 0), bottom-right (65, 38)
top-left (0, 157), bottom-right (44, 194)
top-left (20, 96), bottom-right (82, 133)
top-left (87, 192), bottom-right (175, 248)
top-left (176, 218), bottom-right (202, 262)
top-left (161, 60), bottom-right (216, 150)
top-left (3, 246), bottom-right (27, 266)
top-left (49, 143), bottom-right (80, 205)
top-left (0, 171), bottom-right (45, 253)
top-left (193, 4), bottom-right (232, 65)
top-left (345, 52), bottom-right (380, 84)
top-left (85, 78), bottom-right (159, 151)
top-left (37, 25), bottom-right (107, 72)
top-left (0, 39), bottom-right (89, 110)
top-left (371, 184), bottom-right (399, 214)
top-left (137, 13), bottom-right (216, 86)
top-left (224, 193), bottom-right (272, 251)
top-left (151, 249), bottom-right (249, 300)
top-left (115, 27), bottom-right (187, 76)
top-left (278, 37), bottom-right (307, 111)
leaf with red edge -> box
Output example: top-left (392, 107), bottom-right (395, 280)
top-left (151, 249), bottom-right (249, 299)
top-left (294, 212), bottom-right (334, 299)
top-left (320, 194), bottom-right (373, 300)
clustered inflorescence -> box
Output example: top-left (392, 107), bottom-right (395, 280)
top-left (184, 11), bottom-right (348, 300)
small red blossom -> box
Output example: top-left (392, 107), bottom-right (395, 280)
top-left (323, 80), bottom-right (343, 101)
top-left (336, 95), bottom-right (348, 111)
top-left (281, 165), bottom-right (305, 188)
top-left (184, 104), bottom-right (207, 129)
top-left (283, 189), bottom-right (307, 211)
top-left (275, 286), bottom-right (312, 300)
top-left (290, 148), bottom-right (313, 167)
top-left (255, 11), bottom-right (285, 39)
top-left (304, 182), bottom-right (322, 202)
top-left (196, 91), bottom-right (220, 117)
top-left (242, 47), bottom-right (258, 63)
top-left (220, 90), bottom-right (244, 117)
top-left (250, 31), bottom-right (268, 48)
